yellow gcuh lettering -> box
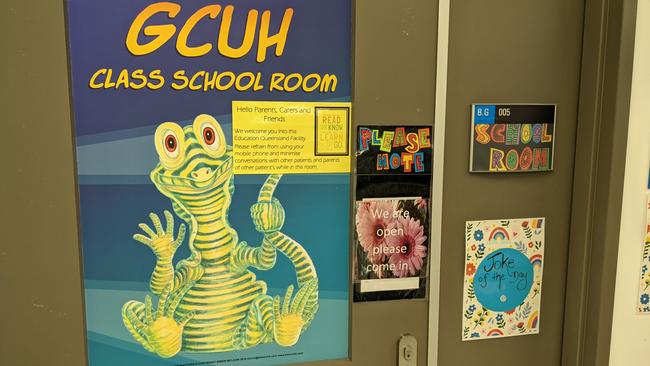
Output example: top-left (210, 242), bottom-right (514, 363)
top-left (218, 6), bottom-right (258, 59)
top-left (126, 2), bottom-right (181, 56)
top-left (176, 5), bottom-right (221, 57)
top-left (125, 3), bottom-right (294, 61)
top-left (257, 9), bottom-right (293, 62)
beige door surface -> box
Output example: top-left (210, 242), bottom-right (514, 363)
top-left (437, 1), bottom-right (585, 365)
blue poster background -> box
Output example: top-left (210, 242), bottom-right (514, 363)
top-left (66, 1), bottom-right (351, 365)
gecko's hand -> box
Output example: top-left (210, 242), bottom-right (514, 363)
top-left (250, 197), bottom-right (285, 233)
top-left (122, 284), bottom-right (195, 358)
top-left (133, 210), bottom-right (186, 259)
top-left (272, 279), bottom-right (318, 347)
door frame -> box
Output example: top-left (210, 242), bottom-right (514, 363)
top-left (561, 0), bottom-right (637, 365)
top-left (427, 0), bottom-right (639, 365)
top-left (427, 0), bottom-right (450, 364)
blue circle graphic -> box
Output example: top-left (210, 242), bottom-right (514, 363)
top-left (473, 248), bottom-right (534, 312)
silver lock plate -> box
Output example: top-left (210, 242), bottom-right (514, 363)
top-left (398, 334), bottom-right (417, 366)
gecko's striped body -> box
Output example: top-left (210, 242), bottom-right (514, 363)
top-left (121, 115), bottom-right (319, 357)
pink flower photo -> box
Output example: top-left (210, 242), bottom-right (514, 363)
top-left (355, 200), bottom-right (398, 266)
top-left (354, 197), bottom-right (429, 281)
top-left (386, 216), bottom-right (428, 277)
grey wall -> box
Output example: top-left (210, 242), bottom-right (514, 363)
top-left (1, 2), bottom-right (88, 365)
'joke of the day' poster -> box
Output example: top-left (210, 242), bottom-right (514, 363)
top-left (462, 218), bottom-right (545, 341)
top-left (66, 1), bottom-right (351, 365)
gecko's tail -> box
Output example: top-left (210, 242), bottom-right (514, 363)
top-left (266, 230), bottom-right (319, 327)
top-left (258, 174), bottom-right (319, 328)
top-left (257, 174), bottom-right (282, 203)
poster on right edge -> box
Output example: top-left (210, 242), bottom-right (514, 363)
top-left (636, 195), bottom-right (650, 313)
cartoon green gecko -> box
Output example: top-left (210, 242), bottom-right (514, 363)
top-left (121, 114), bottom-right (319, 358)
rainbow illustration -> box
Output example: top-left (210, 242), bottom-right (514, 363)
top-left (487, 328), bottom-right (504, 337)
top-left (528, 311), bottom-right (539, 329)
top-left (530, 218), bottom-right (544, 229)
top-left (530, 254), bottom-right (543, 269)
top-left (489, 227), bottom-right (510, 241)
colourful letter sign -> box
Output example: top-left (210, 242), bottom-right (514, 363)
top-left (470, 104), bottom-right (556, 173)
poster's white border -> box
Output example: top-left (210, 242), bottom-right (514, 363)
top-left (428, 0), bottom-right (449, 364)
top-left (360, 278), bottom-right (421, 293)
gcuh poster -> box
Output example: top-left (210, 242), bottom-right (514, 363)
top-left (66, 1), bottom-right (351, 365)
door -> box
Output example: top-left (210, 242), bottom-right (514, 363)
top-left (436, 0), bottom-right (586, 365)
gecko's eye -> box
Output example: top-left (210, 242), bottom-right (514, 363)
top-left (202, 126), bottom-right (216, 146)
top-left (193, 115), bottom-right (226, 157)
top-left (155, 122), bottom-right (185, 169)
top-left (164, 133), bottom-right (179, 156)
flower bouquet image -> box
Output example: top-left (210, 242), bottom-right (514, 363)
top-left (353, 197), bottom-right (429, 293)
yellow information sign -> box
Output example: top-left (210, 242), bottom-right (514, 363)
top-left (232, 101), bottom-right (351, 174)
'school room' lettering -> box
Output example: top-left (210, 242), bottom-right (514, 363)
top-left (470, 104), bottom-right (556, 173)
